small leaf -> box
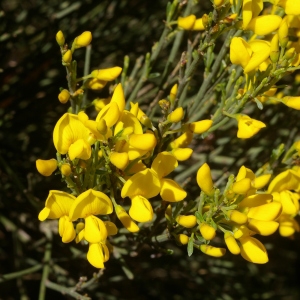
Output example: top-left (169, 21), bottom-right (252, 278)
top-left (148, 72), bottom-right (161, 79)
top-left (254, 98), bottom-right (263, 110)
top-left (187, 235), bottom-right (194, 257)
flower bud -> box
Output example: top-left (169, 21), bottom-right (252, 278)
top-left (224, 232), bottom-right (240, 255)
top-left (176, 215), bottom-right (197, 228)
top-left (177, 234), bottom-right (189, 245)
top-left (36, 159), bottom-right (57, 176)
top-left (196, 163), bottom-right (214, 195)
top-left (62, 50), bottom-right (72, 63)
top-left (270, 34), bottom-right (279, 63)
top-left (189, 120), bottom-right (213, 134)
top-left (169, 84), bottom-right (177, 103)
top-left (279, 19), bottom-right (289, 48)
top-left (178, 15), bottom-right (196, 30)
top-left (58, 89), bottom-right (70, 104)
top-left (61, 163), bottom-right (72, 177)
top-left (167, 107), bottom-right (184, 123)
top-left (199, 223), bottom-right (216, 240)
top-left (75, 31), bottom-right (92, 48)
top-left (56, 30), bottom-right (65, 46)
top-left (91, 67), bottom-right (122, 81)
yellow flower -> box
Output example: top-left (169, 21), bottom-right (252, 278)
top-left (62, 50), bottom-right (72, 64)
top-left (237, 115), bottom-right (266, 139)
top-left (188, 120), bottom-right (213, 134)
top-left (277, 0), bottom-right (300, 16)
top-left (177, 234), bottom-right (189, 245)
top-left (167, 107), bottom-right (184, 123)
top-left (281, 96), bottom-right (300, 110)
top-left (53, 113), bottom-right (92, 160)
top-left (69, 189), bottom-right (113, 244)
top-left (230, 38), bottom-right (270, 73)
top-left (38, 191), bottom-right (76, 243)
top-left (36, 159), bottom-right (57, 176)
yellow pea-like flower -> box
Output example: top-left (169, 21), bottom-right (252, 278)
top-left (169, 84), bottom-right (178, 103)
top-left (246, 15), bottom-right (282, 36)
top-left (199, 223), bottom-right (216, 240)
top-left (282, 96), bottom-right (300, 110)
top-left (237, 115), bottom-right (266, 139)
top-left (200, 245), bottom-right (226, 257)
top-left (36, 159), bottom-right (57, 176)
top-left (176, 215), bottom-right (197, 228)
top-left (197, 163), bottom-right (214, 195)
top-left (58, 89), bottom-right (70, 104)
top-left (171, 148), bottom-right (193, 161)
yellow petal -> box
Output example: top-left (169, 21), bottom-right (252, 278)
top-left (84, 215), bottom-right (107, 243)
top-left (247, 201), bottom-right (282, 221)
top-left (230, 37), bottom-right (252, 68)
top-left (232, 178), bottom-right (252, 194)
top-left (170, 131), bottom-right (193, 148)
top-left (151, 152), bottom-right (178, 179)
top-left (69, 189), bottom-right (113, 221)
top-left (39, 190), bottom-right (76, 220)
top-left (171, 148), bottom-right (193, 161)
top-left (279, 191), bottom-right (298, 215)
top-left (178, 15), bottom-right (196, 30)
top-left (104, 221), bottom-right (118, 236)
top-left (192, 18), bottom-right (205, 30)
top-left (91, 67), bottom-right (122, 81)
top-left (129, 133), bottom-right (157, 151)
top-left (110, 83), bottom-right (125, 112)
top-left (197, 163), bottom-right (214, 195)
top-left (246, 15), bottom-right (282, 35)
top-left (200, 245), bottom-right (226, 257)
top-left (121, 169), bottom-right (161, 199)
top-left (87, 243), bottom-right (105, 268)
top-left (177, 234), bottom-right (189, 245)
top-left (114, 110), bottom-right (143, 136)
top-left (53, 113), bottom-right (91, 154)
top-left (36, 159), bottom-right (57, 176)
top-left (238, 193), bottom-right (273, 208)
top-left (59, 216), bottom-right (76, 243)
top-left (253, 174), bottom-right (271, 189)
top-left (224, 232), bottom-right (240, 255)
top-left (115, 205), bottom-right (139, 232)
top-left (227, 210), bottom-right (248, 224)
top-left (75, 31), bottom-right (92, 48)
top-left (129, 195), bottom-right (153, 223)
top-left (268, 169), bottom-right (300, 193)
top-left (160, 178), bottom-right (187, 202)
top-left (168, 107), bottom-right (184, 123)
top-left (68, 139), bottom-right (91, 161)
top-left (110, 152), bottom-right (129, 170)
top-left (239, 236), bottom-right (268, 264)
top-left (282, 96), bottom-right (300, 110)
top-left (189, 120), bottom-right (213, 134)
top-left (96, 102), bottom-right (120, 128)
top-left (247, 219), bottom-right (279, 236)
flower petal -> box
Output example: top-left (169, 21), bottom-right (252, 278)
top-left (160, 178), bottom-right (187, 202)
top-left (129, 195), bottom-right (153, 223)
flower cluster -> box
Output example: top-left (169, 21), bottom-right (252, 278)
top-left (36, 0), bottom-right (300, 271)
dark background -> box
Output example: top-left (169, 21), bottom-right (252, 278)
top-left (1, 0), bottom-right (300, 299)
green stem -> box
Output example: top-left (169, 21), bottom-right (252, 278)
top-left (38, 238), bottom-right (52, 300)
top-left (0, 264), bottom-right (43, 282)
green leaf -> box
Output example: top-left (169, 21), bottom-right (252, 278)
top-left (187, 235), bottom-right (194, 257)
